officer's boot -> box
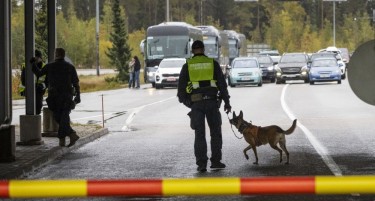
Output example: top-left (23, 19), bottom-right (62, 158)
top-left (59, 137), bottom-right (66, 147)
top-left (67, 132), bottom-right (80, 147)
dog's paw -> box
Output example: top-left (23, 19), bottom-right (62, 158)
top-left (253, 162), bottom-right (258, 165)
top-left (245, 155), bottom-right (249, 160)
top-left (285, 162), bottom-right (289, 165)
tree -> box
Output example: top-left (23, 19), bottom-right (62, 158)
top-left (35, 0), bottom-right (48, 60)
top-left (106, 0), bottom-right (132, 82)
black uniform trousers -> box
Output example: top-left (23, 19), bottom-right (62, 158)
top-left (190, 99), bottom-right (223, 167)
top-left (35, 89), bottom-right (45, 115)
top-left (47, 93), bottom-right (74, 139)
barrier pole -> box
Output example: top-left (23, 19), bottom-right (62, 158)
top-left (2, 176), bottom-right (375, 198)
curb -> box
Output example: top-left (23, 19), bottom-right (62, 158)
top-left (0, 128), bottom-right (109, 179)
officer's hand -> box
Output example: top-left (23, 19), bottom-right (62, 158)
top-left (74, 95), bottom-right (81, 104)
top-left (183, 99), bottom-right (192, 108)
top-left (29, 57), bottom-right (36, 64)
top-left (224, 103), bottom-right (232, 114)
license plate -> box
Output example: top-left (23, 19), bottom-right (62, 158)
top-left (167, 77), bottom-right (176, 81)
top-left (240, 77), bottom-right (251, 81)
top-left (285, 75), bottom-right (296, 78)
top-left (320, 74), bottom-right (330, 78)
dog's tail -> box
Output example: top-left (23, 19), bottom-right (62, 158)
top-left (283, 119), bottom-right (297, 135)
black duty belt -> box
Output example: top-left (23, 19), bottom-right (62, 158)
top-left (191, 93), bottom-right (217, 102)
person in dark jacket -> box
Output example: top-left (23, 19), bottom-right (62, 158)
top-left (20, 49), bottom-right (47, 115)
top-left (177, 40), bottom-right (232, 172)
top-left (133, 56), bottom-right (141, 88)
top-left (32, 48), bottom-right (81, 147)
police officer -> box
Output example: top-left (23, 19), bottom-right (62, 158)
top-left (19, 50), bottom-right (47, 115)
top-left (32, 48), bottom-right (81, 147)
top-left (178, 40), bottom-right (232, 172)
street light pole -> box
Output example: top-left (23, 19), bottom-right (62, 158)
top-left (323, 0), bottom-right (347, 47)
top-left (166, 0), bottom-right (169, 22)
top-left (96, 0), bottom-right (100, 76)
top-left (333, 1), bottom-right (336, 46)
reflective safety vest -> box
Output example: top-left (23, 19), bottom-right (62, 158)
top-left (18, 62), bottom-right (46, 95)
top-left (186, 55), bottom-right (217, 93)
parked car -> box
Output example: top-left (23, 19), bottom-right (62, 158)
top-left (154, 58), bottom-right (186, 89)
top-left (256, 55), bottom-right (276, 83)
top-left (309, 58), bottom-right (341, 85)
top-left (275, 53), bottom-right (309, 84)
top-left (227, 57), bottom-right (262, 87)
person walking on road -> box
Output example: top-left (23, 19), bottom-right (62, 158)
top-left (19, 49), bottom-right (47, 115)
top-left (177, 40), bottom-right (232, 172)
top-left (133, 56), bottom-right (141, 88)
top-left (32, 48), bottom-right (81, 147)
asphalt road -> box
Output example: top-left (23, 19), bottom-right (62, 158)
top-left (11, 78), bottom-right (375, 201)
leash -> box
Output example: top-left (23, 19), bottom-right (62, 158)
top-left (226, 112), bottom-right (243, 139)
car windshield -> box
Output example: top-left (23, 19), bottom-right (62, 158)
top-left (233, 59), bottom-right (258, 68)
top-left (311, 54), bottom-right (336, 61)
top-left (311, 59), bottom-right (337, 67)
top-left (158, 60), bottom-right (185, 68)
top-left (257, 56), bottom-right (273, 64)
top-left (280, 54), bottom-right (306, 63)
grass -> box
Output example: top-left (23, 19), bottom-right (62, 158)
top-left (11, 71), bottom-right (145, 100)
top-left (79, 73), bottom-right (125, 93)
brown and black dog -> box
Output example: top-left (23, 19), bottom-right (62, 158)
top-left (229, 111), bottom-right (297, 165)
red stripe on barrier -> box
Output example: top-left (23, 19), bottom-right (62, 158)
top-left (241, 177), bottom-right (315, 194)
top-left (88, 180), bottom-right (162, 196)
top-left (0, 181), bottom-right (9, 198)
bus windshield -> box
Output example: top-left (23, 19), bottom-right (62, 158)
top-left (203, 36), bottom-right (218, 58)
top-left (147, 36), bottom-right (189, 59)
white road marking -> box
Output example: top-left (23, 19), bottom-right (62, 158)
top-left (281, 84), bottom-right (343, 176)
top-left (121, 96), bottom-right (176, 131)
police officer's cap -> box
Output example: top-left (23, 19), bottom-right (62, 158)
top-left (192, 40), bottom-right (205, 49)
top-left (35, 50), bottom-right (42, 58)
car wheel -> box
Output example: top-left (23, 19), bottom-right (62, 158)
top-left (228, 78), bottom-right (232, 86)
top-left (304, 79), bottom-right (309, 83)
top-left (270, 78), bottom-right (275, 83)
top-left (152, 82), bottom-right (155, 88)
top-left (276, 78), bottom-right (281, 84)
top-left (155, 84), bottom-right (162, 89)
top-left (338, 80), bottom-right (341, 84)
top-left (309, 81), bottom-right (314, 85)
top-left (230, 84), bottom-right (236, 87)
top-left (258, 81), bottom-right (262, 87)
top-left (341, 73), bottom-right (346, 80)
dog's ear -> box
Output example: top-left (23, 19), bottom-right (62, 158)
top-left (239, 110), bottom-right (243, 119)
top-left (233, 111), bottom-right (236, 118)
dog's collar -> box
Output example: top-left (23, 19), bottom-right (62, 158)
top-left (238, 121), bottom-right (252, 133)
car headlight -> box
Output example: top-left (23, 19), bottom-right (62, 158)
top-left (276, 72), bottom-right (281, 76)
top-left (301, 71), bottom-right (307, 75)
top-left (267, 66), bottom-right (273, 71)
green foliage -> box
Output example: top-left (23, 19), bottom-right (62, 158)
top-left (9, 0), bottom-right (375, 71)
top-left (105, 0), bottom-right (132, 82)
top-left (35, 0), bottom-right (48, 60)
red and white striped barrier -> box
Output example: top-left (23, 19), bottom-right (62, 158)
top-left (1, 176), bottom-right (375, 198)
